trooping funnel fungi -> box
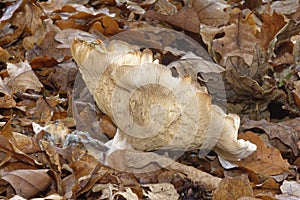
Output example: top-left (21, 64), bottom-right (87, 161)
top-left (71, 38), bottom-right (257, 162)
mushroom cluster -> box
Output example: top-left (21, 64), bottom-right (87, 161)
top-left (71, 38), bottom-right (257, 162)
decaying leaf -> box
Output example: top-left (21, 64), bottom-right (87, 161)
top-left (222, 56), bottom-right (265, 99)
top-left (5, 61), bottom-right (43, 93)
top-left (1, 169), bottom-right (51, 199)
top-left (255, 12), bottom-right (287, 50)
top-left (213, 175), bottom-right (254, 200)
top-left (252, 178), bottom-right (280, 197)
top-left (144, 7), bottom-right (200, 33)
top-left (0, 1), bottom-right (55, 49)
top-left (26, 31), bottom-right (71, 64)
top-left (189, 0), bottom-right (230, 27)
top-left (0, 122), bottom-right (37, 166)
top-left (242, 118), bottom-right (300, 156)
top-left (212, 22), bottom-right (259, 66)
top-left (234, 132), bottom-right (291, 177)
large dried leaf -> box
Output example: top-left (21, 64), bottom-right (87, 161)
top-left (144, 7), bottom-right (200, 33)
top-left (213, 175), bottom-right (254, 200)
top-left (212, 23), bottom-right (259, 66)
top-left (222, 56), bottom-right (264, 99)
top-left (5, 61), bottom-right (43, 93)
top-left (189, 0), bottom-right (230, 26)
top-left (256, 12), bottom-right (287, 50)
top-left (0, 122), bottom-right (37, 166)
top-left (1, 169), bottom-right (51, 199)
top-left (242, 117), bottom-right (300, 156)
top-left (234, 132), bottom-right (291, 176)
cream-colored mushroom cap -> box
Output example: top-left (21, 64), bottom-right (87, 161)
top-left (71, 39), bottom-right (257, 161)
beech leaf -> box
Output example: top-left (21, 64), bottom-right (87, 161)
top-left (234, 132), bottom-right (291, 176)
top-left (1, 169), bottom-right (51, 199)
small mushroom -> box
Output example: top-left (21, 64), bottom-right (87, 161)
top-left (71, 39), bottom-right (257, 162)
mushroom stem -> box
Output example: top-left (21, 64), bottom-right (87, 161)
top-left (213, 114), bottom-right (257, 161)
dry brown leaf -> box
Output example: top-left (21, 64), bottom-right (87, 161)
top-left (253, 178), bottom-right (280, 197)
top-left (223, 56), bottom-right (264, 99)
top-left (27, 97), bottom-right (55, 123)
top-left (212, 22), bottom-right (259, 66)
top-left (242, 118), bottom-right (300, 156)
top-left (144, 7), bottom-right (200, 33)
top-left (200, 26), bottom-right (224, 51)
top-left (99, 115), bottom-right (117, 139)
top-left (213, 175), bottom-right (254, 200)
top-left (234, 132), bottom-right (291, 176)
top-left (62, 157), bottom-right (105, 198)
top-left (89, 15), bottom-right (120, 36)
top-left (256, 12), bottom-right (287, 50)
top-left (48, 60), bottom-right (78, 93)
top-left (1, 169), bottom-right (51, 199)
top-left (189, 0), bottom-right (230, 26)
top-left (0, 47), bottom-right (10, 62)
top-left (0, 122), bottom-right (37, 166)
top-left (5, 61), bottom-right (43, 93)
top-left (12, 132), bottom-right (41, 154)
top-left (112, 187), bottom-right (139, 200)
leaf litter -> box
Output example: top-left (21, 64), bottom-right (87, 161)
top-left (0, 0), bottom-right (299, 199)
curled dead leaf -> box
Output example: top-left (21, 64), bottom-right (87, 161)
top-left (234, 132), bottom-right (291, 177)
top-left (1, 169), bottom-right (51, 199)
